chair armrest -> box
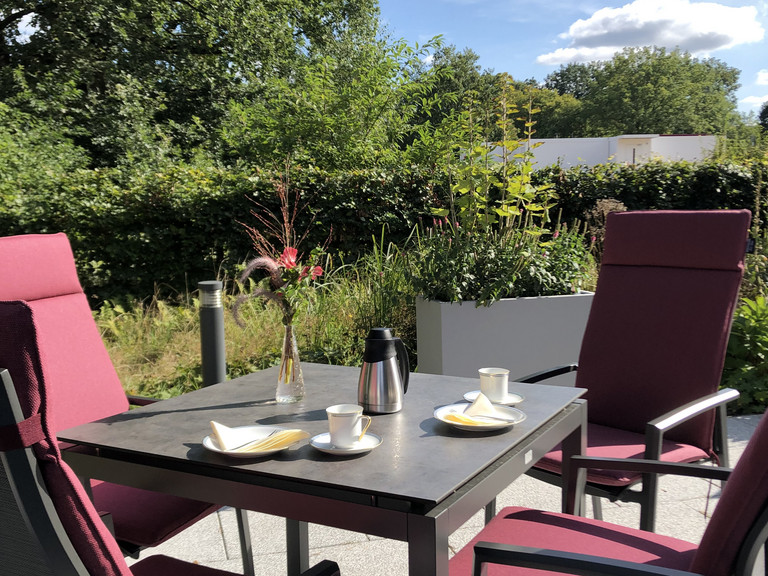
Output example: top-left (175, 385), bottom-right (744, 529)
top-left (126, 395), bottom-right (158, 407)
top-left (570, 455), bottom-right (732, 482)
top-left (472, 542), bottom-right (698, 576)
top-left (648, 388), bottom-right (739, 434)
top-left (517, 364), bottom-right (578, 383)
top-left (300, 560), bottom-right (340, 576)
top-left (645, 388), bottom-right (739, 459)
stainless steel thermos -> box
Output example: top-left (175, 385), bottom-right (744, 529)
top-left (357, 328), bottom-right (409, 413)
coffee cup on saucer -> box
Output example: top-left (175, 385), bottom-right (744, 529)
top-left (478, 367), bottom-right (510, 403)
top-left (326, 404), bottom-right (372, 448)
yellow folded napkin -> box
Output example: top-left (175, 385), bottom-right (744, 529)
top-left (444, 393), bottom-right (507, 426)
top-left (210, 421), bottom-right (309, 452)
top-left (443, 412), bottom-right (490, 425)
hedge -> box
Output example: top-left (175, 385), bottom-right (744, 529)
top-left (2, 158), bottom-right (765, 303)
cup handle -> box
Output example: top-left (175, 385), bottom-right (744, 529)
top-left (357, 415), bottom-right (372, 441)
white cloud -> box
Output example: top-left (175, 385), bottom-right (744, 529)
top-left (757, 69), bottom-right (768, 85)
top-left (537, 0), bottom-right (765, 66)
top-left (740, 94), bottom-right (768, 107)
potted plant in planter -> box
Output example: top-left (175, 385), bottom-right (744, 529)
top-left (412, 89), bottom-right (595, 383)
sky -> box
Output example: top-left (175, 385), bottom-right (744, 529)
top-left (377, 0), bottom-right (768, 114)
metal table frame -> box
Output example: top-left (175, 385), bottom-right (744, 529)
top-left (60, 364), bottom-right (586, 576)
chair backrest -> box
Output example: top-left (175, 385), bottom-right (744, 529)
top-left (690, 409), bottom-right (768, 576)
top-left (576, 210), bottom-right (750, 449)
top-left (0, 233), bottom-right (128, 431)
top-left (0, 364), bottom-right (132, 575)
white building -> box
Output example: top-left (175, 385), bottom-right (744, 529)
top-left (506, 134), bottom-right (718, 168)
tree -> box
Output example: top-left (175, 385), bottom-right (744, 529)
top-left (760, 102), bottom-right (768, 132)
top-left (1, 0), bottom-right (378, 166)
top-left (403, 44), bottom-right (500, 148)
top-left (220, 22), bottom-right (442, 171)
top-left (544, 62), bottom-right (595, 100)
top-left (543, 46), bottom-right (741, 137)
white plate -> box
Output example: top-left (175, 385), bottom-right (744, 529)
top-left (310, 432), bottom-right (382, 455)
top-left (203, 425), bottom-right (297, 458)
top-left (463, 390), bottom-right (525, 406)
top-left (434, 403), bottom-right (526, 431)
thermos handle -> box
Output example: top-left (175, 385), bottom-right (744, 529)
top-left (394, 337), bottom-right (409, 394)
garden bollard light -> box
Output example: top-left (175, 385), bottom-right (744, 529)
top-left (198, 280), bottom-right (256, 576)
top-left (199, 280), bottom-right (226, 387)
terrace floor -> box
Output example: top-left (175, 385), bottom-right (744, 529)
top-left (127, 414), bottom-right (762, 576)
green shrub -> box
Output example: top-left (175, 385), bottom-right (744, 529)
top-left (722, 297), bottom-right (768, 414)
top-left (3, 151), bottom-right (765, 306)
top-left (535, 159), bottom-right (766, 226)
top-left (411, 220), bottom-right (595, 305)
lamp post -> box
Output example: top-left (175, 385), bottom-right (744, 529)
top-left (198, 280), bottom-right (255, 575)
top-left (198, 280), bottom-right (226, 387)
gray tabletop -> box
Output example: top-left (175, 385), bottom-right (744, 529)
top-left (59, 363), bottom-right (585, 511)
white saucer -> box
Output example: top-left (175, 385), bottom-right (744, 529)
top-left (203, 425), bottom-right (297, 458)
top-left (310, 432), bottom-right (382, 455)
top-left (434, 403), bottom-right (526, 432)
top-left (463, 390), bottom-right (524, 406)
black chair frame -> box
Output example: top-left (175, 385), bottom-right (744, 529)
top-left (0, 368), bottom-right (339, 576)
top-left (473, 454), bottom-right (768, 576)
top-left (520, 364), bottom-right (738, 531)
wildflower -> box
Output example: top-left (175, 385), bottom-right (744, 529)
top-left (278, 247), bottom-right (298, 270)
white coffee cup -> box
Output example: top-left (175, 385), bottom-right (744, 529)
top-left (326, 404), bottom-right (372, 448)
top-left (478, 367), bottom-right (510, 403)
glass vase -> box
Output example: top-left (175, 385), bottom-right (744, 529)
top-left (276, 324), bottom-right (304, 403)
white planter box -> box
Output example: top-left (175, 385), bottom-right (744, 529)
top-left (416, 292), bottom-right (594, 386)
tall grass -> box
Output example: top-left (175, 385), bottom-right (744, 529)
top-left (96, 243), bottom-right (418, 398)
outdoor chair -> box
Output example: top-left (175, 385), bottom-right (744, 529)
top-left (0, 233), bottom-right (254, 569)
top-left (520, 209), bottom-right (751, 532)
top-left (0, 367), bottom-right (341, 576)
top-left (450, 408), bottom-right (768, 576)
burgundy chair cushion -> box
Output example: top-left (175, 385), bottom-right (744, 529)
top-left (576, 210), bottom-right (749, 450)
top-left (601, 210), bottom-right (750, 271)
top-left (0, 233), bottom-right (129, 430)
top-left (535, 423), bottom-right (709, 486)
top-left (18, 295), bottom-right (130, 429)
top-left (449, 506), bottom-right (697, 576)
top-left (0, 233), bottom-right (218, 548)
top-left (0, 300), bottom-right (133, 575)
top-left (690, 409), bottom-right (768, 576)
top-left (91, 481), bottom-right (215, 547)
top-left (0, 233), bottom-right (83, 302)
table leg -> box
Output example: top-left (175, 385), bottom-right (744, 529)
top-left (407, 514), bottom-right (449, 575)
top-left (286, 518), bottom-right (309, 576)
top-left (560, 399), bottom-right (587, 515)
top-left (236, 508), bottom-right (255, 576)
top-left (484, 498), bottom-right (496, 524)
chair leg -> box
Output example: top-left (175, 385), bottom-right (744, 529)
top-left (714, 402), bottom-right (731, 468)
top-left (236, 508), bottom-right (255, 576)
top-left (639, 472), bottom-right (659, 532)
top-left (714, 403), bottom-right (730, 493)
top-left (591, 495), bottom-right (603, 520)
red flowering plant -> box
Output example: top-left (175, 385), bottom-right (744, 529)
top-left (233, 170), bottom-right (328, 402)
top-left (233, 173), bottom-right (327, 327)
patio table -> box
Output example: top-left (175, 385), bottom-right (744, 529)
top-left (59, 362), bottom-right (586, 576)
